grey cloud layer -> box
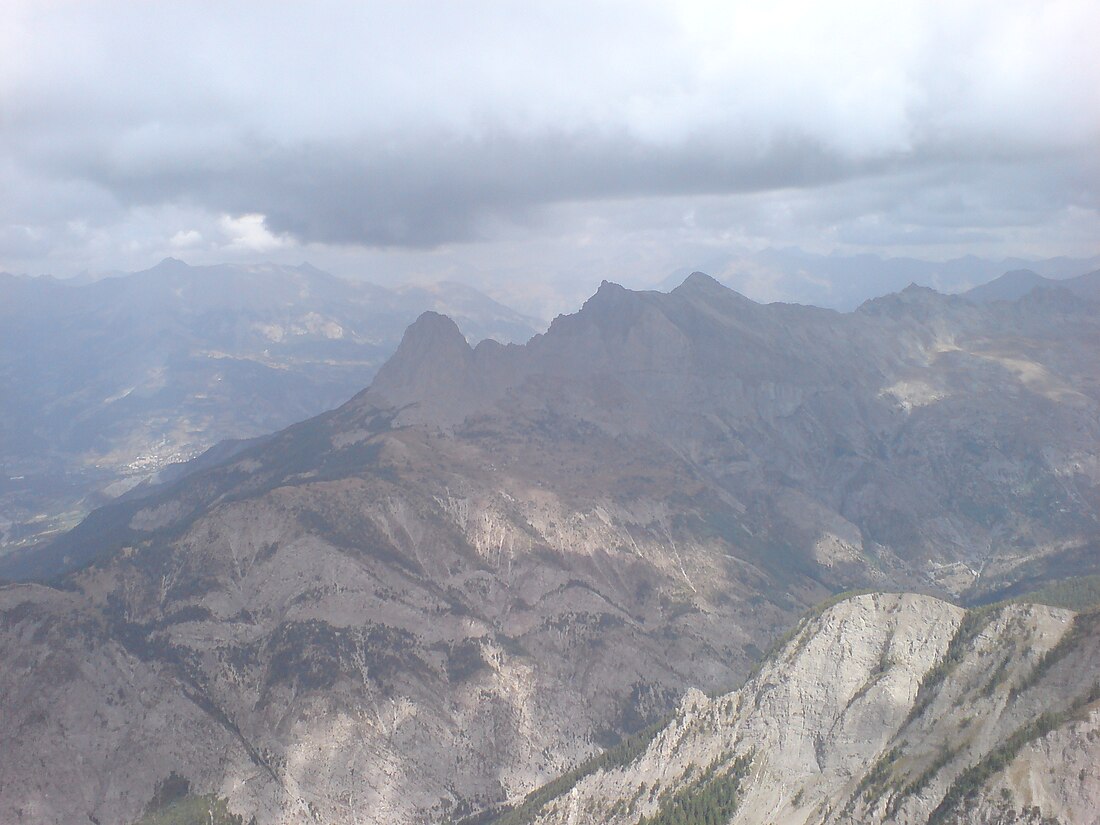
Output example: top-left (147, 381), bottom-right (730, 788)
top-left (60, 131), bottom-right (1092, 249)
top-left (1, 0), bottom-right (1098, 268)
top-left (63, 130), bottom-right (868, 246)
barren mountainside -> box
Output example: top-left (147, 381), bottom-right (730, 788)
top-left (490, 593), bottom-right (1100, 825)
top-left (0, 273), bottom-right (1097, 824)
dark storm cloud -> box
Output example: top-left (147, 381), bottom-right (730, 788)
top-left (1, 0), bottom-right (1098, 274)
top-left (65, 129), bottom-right (865, 247)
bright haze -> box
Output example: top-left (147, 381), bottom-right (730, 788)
top-left (3, 0), bottom-right (1099, 316)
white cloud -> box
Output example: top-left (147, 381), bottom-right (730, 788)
top-left (218, 214), bottom-right (288, 253)
top-left (169, 229), bottom-right (202, 249)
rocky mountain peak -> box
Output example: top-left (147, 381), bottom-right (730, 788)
top-left (373, 310), bottom-right (472, 378)
top-left (542, 279), bottom-right (643, 342)
top-left (856, 282), bottom-right (954, 319)
top-left (671, 271), bottom-right (761, 318)
top-left (399, 309), bottom-right (470, 351)
top-left (672, 270), bottom-right (726, 295)
top-left (364, 310), bottom-right (479, 422)
top-left (584, 279), bottom-right (634, 310)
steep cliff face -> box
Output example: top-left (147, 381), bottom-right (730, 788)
top-left (506, 594), bottom-right (1100, 825)
top-left (0, 274), bottom-right (1097, 824)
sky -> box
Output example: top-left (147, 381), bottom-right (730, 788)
top-left (2, 0), bottom-right (1099, 316)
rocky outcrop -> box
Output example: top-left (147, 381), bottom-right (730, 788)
top-left (503, 593), bottom-right (1100, 825)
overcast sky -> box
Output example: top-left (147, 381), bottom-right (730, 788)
top-left (2, 0), bottom-right (1098, 314)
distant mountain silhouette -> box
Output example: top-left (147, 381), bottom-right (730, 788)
top-left (656, 247), bottom-right (1100, 309)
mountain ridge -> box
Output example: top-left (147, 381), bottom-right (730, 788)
top-left (479, 592), bottom-right (1100, 825)
top-left (963, 267), bottom-right (1100, 305)
top-left (0, 272), bottom-right (1097, 824)
top-left (655, 248), bottom-right (1100, 310)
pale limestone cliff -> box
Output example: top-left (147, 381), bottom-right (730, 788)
top-left (510, 594), bottom-right (1099, 825)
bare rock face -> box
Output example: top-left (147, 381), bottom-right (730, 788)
top-left (0, 274), bottom-right (1097, 824)
top-left (0, 584), bottom-right (273, 825)
top-left (511, 594), bottom-right (1100, 825)
top-left (369, 311), bottom-right (480, 425)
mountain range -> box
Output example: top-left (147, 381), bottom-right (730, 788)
top-left (0, 271), bottom-right (1098, 824)
top-left (656, 248), bottom-right (1100, 310)
top-left (0, 258), bottom-right (539, 550)
top-left (962, 268), bottom-right (1100, 305)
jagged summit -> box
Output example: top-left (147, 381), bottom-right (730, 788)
top-left (360, 310), bottom-right (489, 425)
top-left (375, 311), bottom-right (473, 382)
top-left (584, 279), bottom-right (632, 307)
top-left (397, 310), bottom-right (470, 351)
top-left (541, 279), bottom-right (646, 343)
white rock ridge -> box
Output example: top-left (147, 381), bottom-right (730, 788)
top-left (516, 593), bottom-right (1100, 825)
